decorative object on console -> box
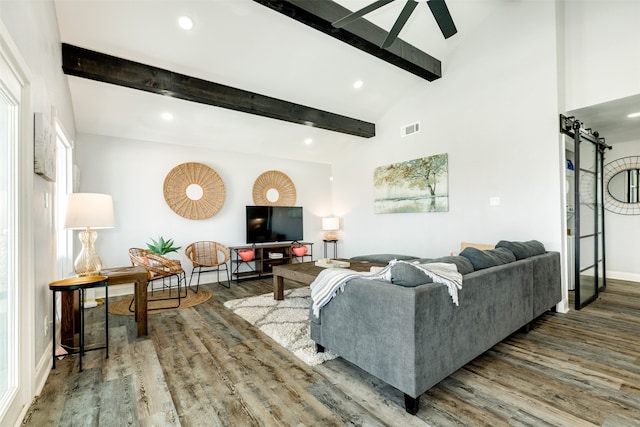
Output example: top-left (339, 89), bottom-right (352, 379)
top-left (163, 162), bottom-right (225, 220)
top-left (63, 193), bottom-right (115, 277)
top-left (238, 249), bottom-right (255, 262)
top-left (34, 112), bottom-right (56, 182)
top-left (374, 153), bottom-right (449, 214)
top-left (252, 170), bottom-right (296, 206)
top-left (292, 245), bottom-right (308, 257)
top-left (321, 217), bottom-right (340, 241)
top-left (146, 236), bottom-right (181, 255)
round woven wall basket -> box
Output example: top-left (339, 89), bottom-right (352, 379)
top-left (163, 162), bottom-right (225, 220)
top-left (252, 170), bottom-right (296, 206)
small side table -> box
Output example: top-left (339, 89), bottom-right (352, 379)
top-left (323, 239), bottom-right (338, 258)
top-left (50, 275), bottom-right (109, 372)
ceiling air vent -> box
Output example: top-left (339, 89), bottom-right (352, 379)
top-left (401, 122), bottom-right (420, 137)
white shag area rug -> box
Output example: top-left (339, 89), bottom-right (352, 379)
top-left (223, 287), bottom-right (338, 366)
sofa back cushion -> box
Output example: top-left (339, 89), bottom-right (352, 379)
top-left (417, 256), bottom-right (475, 275)
top-left (459, 247), bottom-right (516, 270)
top-left (495, 240), bottom-right (546, 260)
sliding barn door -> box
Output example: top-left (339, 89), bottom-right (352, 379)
top-left (571, 120), bottom-right (608, 310)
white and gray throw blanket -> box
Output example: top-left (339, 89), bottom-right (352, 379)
top-left (310, 260), bottom-right (463, 317)
top-left (310, 263), bottom-right (392, 317)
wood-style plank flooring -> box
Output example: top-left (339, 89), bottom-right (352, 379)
top-left (22, 278), bottom-right (640, 426)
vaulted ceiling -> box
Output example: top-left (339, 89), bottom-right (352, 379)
top-left (54, 0), bottom-right (639, 164)
top-left (54, 0), bottom-right (503, 162)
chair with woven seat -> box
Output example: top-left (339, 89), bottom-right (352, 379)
top-left (185, 241), bottom-right (231, 292)
top-left (128, 248), bottom-right (186, 310)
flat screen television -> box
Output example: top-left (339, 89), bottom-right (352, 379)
top-left (246, 205), bottom-right (303, 244)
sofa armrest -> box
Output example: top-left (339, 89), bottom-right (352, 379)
top-left (529, 251), bottom-right (562, 318)
top-left (310, 278), bottom-right (423, 394)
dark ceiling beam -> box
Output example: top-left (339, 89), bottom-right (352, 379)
top-left (253, 0), bottom-right (442, 82)
top-left (61, 43), bottom-right (375, 138)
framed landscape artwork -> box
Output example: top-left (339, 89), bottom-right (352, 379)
top-left (374, 153), bottom-right (449, 214)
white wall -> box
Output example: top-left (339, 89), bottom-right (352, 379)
top-left (604, 139), bottom-right (640, 281)
top-left (332, 1), bottom-right (563, 260)
top-left (563, 0), bottom-right (640, 279)
top-left (564, 0), bottom-right (640, 111)
top-left (75, 134), bottom-right (332, 288)
top-left (0, 0), bottom-right (76, 407)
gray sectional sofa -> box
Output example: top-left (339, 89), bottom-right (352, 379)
top-left (309, 241), bottom-right (561, 414)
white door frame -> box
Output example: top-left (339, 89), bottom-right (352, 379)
top-left (0, 21), bottom-right (34, 427)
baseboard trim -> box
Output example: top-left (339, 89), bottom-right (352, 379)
top-left (33, 341), bottom-right (52, 397)
top-left (607, 271), bottom-right (640, 283)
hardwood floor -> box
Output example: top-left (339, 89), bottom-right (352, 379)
top-left (22, 278), bottom-right (640, 426)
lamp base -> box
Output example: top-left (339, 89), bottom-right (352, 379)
top-left (74, 228), bottom-right (103, 277)
top-left (323, 231), bottom-right (339, 241)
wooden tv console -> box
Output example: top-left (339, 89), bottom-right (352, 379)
top-left (229, 242), bottom-right (313, 281)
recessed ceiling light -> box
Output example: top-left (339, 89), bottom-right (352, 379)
top-left (353, 80), bottom-right (364, 89)
top-left (162, 112), bottom-right (174, 121)
top-left (627, 112), bottom-right (640, 118)
top-left (178, 16), bottom-right (194, 30)
top-left (304, 138), bottom-right (313, 145)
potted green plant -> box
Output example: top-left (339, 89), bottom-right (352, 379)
top-left (146, 236), bottom-right (181, 255)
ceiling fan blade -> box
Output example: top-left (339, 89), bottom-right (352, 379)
top-left (332, 0), bottom-right (396, 28)
top-left (381, 0), bottom-right (418, 48)
top-left (427, 0), bottom-right (457, 39)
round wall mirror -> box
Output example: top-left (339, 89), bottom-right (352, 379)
top-left (604, 156), bottom-right (640, 215)
top-left (607, 169), bottom-right (639, 203)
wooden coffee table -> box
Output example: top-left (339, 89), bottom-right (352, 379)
top-left (272, 260), bottom-right (382, 300)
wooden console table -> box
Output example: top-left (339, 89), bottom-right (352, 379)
top-left (61, 266), bottom-right (149, 346)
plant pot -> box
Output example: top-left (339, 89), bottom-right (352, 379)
top-left (292, 245), bottom-right (308, 257)
top-left (238, 249), bottom-right (254, 262)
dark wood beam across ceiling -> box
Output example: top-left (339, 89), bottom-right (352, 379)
top-left (253, 0), bottom-right (442, 82)
top-left (61, 43), bottom-right (375, 138)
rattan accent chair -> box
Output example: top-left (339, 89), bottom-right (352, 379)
top-left (128, 248), bottom-right (186, 310)
top-left (185, 241), bottom-right (231, 292)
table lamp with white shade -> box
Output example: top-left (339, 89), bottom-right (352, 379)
top-left (322, 217), bottom-right (340, 241)
top-left (63, 193), bottom-right (115, 277)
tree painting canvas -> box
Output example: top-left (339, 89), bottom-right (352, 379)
top-left (374, 153), bottom-right (448, 213)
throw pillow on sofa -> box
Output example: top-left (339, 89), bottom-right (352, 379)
top-left (459, 247), bottom-right (516, 270)
top-left (495, 240), bottom-right (546, 260)
top-left (390, 262), bottom-right (433, 287)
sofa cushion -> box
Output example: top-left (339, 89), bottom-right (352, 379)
top-left (390, 262), bottom-right (433, 287)
top-left (415, 256), bottom-right (475, 275)
top-left (495, 240), bottom-right (546, 260)
top-left (459, 247), bottom-right (516, 270)
top-left (350, 254), bottom-right (419, 264)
